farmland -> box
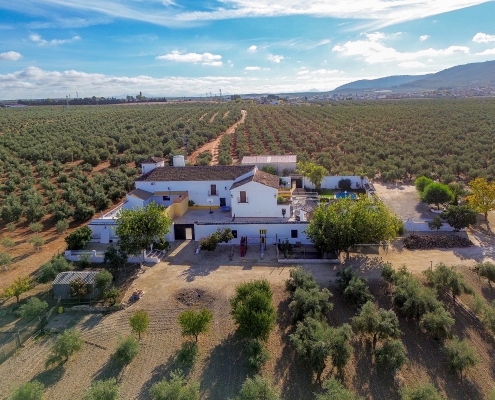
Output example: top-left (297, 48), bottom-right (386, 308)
top-left (229, 98), bottom-right (495, 182)
top-left (1, 246), bottom-right (495, 399)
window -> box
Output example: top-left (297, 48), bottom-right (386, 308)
top-left (232, 230), bottom-right (238, 238)
top-left (291, 230), bottom-right (298, 238)
top-left (162, 196), bottom-right (170, 201)
top-left (210, 184), bottom-right (217, 196)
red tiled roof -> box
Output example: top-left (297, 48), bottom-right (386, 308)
top-left (136, 165), bottom-right (255, 182)
top-left (231, 170), bottom-right (279, 189)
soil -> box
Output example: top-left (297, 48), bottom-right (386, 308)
top-left (188, 110), bottom-right (246, 165)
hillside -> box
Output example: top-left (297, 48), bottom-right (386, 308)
top-left (334, 60), bottom-right (495, 91)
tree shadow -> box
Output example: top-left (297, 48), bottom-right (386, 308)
top-left (32, 364), bottom-right (65, 388)
top-left (177, 264), bottom-right (221, 283)
top-left (93, 356), bottom-right (122, 382)
top-left (200, 332), bottom-right (247, 399)
top-left (138, 341), bottom-right (198, 398)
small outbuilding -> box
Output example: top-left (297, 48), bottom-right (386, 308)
top-left (52, 271), bottom-right (99, 300)
top-left (241, 155), bottom-right (297, 175)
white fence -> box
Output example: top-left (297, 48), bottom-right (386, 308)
top-left (64, 250), bottom-right (160, 264)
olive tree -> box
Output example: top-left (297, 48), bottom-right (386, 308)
top-left (129, 310), bottom-right (150, 340)
top-left (178, 308), bottom-right (213, 342)
top-left (46, 328), bottom-right (83, 367)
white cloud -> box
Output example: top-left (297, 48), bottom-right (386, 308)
top-left (476, 48), bottom-right (495, 55)
top-left (5, 0), bottom-right (490, 29)
top-left (419, 35), bottom-right (430, 41)
top-left (311, 69), bottom-right (341, 74)
top-left (245, 66), bottom-right (261, 70)
top-left (247, 45), bottom-right (257, 52)
top-left (0, 51), bottom-right (21, 61)
top-left (297, 70), bottom-right (309, 75)
top-left (473, 32), bottom-right (495, 43)
top-left (29, 33), bottom-right (81, 46)
top-left (267, 54), bottom-right (284, 63)
top-left (332, 32), bottom-right (469, 64)
top-left (398, 61), bottom-right (427, 68)
top-left (156, 51), bottom-right (222, 66)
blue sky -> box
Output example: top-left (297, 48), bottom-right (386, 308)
top-left (1, 0), bottom-right (495, 98)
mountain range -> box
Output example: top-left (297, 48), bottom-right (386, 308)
top-left (333, 60), bottom-right (495, 92)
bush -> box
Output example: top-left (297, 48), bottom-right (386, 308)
top-left (84, 379), bottom-right (119, 400)
top-left (343, 276), bottom-right (374, 306)
top-left (414, 176), bottom-right (433, 193)
top-left (177, 341), bottom-right (199, 368)
top-left (230, 279), bottom-right (277, 341)
top-left (18, 297), bottom-right (48, 319)
top-left (316, 378), bottom-right (359, 400)
top-left (235, 375), bottom-right (280, 400)
top-left (9, 381), bottom-right (44, 400)
top-left (401, 382), bottom-right (443, 400)
top-left (55, 219), bottom-right (69, 234)
top-left (289, 286), bottom-right (333, 322)
top-left (94, 270), bottom-right (113, 294)
top-left (46, 328), bottom-right (83, 366)
top-left (104, 287), bottom-right (120, 306)
top-left (338, 178), bottom-right (352, 191)
top-left (150, 370), bottom-right (200, 400)
top-left (178, 308), bottom-right (213, 342)
top-left (79, 253), bottom-right (91, 269)
top-left (246, 338), bottom-right (271, 371)
top-left (375, 340), bottom-right (408, 370)
top-left (113, 336), bottom-right (140, 366)
top-left (285, 267), bottom-right (318, 293)
top-left (445, 337), bottom-right (478, 382)
top-left (130, 310), bottom-right (150, 340)
top-left (65, 226), bottom-right (92, 250)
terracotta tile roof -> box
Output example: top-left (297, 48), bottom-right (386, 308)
top-left (136, 165), bottom-right (255, 182)
top-left (141, 157), bottom-right (164, 164)
top-left (128, 188), bottom-right (154, 200)
top-left (231, 170), bottom-right (279, 190)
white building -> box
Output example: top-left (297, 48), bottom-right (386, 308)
top-left (241, 155), bottom-right (297, 175)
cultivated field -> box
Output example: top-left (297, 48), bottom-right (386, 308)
top-left (1, 240), bottom-right (495, 399)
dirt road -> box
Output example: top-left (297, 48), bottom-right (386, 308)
top-left (188, 110), bottom-right (246, 165)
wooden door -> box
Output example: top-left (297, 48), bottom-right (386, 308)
top-left (240, 191), bottom-right (246, 203)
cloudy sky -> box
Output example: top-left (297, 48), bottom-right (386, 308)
top-left (1, 0), bottom-right (495, 98)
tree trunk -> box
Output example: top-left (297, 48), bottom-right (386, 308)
top-left (372, 334), bottom-right (377, 350)
top-left (485, 211), bottom-right (488, 221)
top-left (16, 295), bottom-right (20, 303)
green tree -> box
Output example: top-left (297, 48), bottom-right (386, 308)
top-left (3, 276), bottom-right (31, 302)
top-left (113, 336), bottom-right (140, 366)
top-left (94, 270), bottom-right (113, 295)
top-left (103, 245), bottom-right (127, 273)
top-left (401, 382), bottom-right (444, 400)
top-left (466, 177), bottom-right (495, 221)
top-left (46, 328), bottom-right (83, 366)
top-left (150, 370), bottom-right (200, 400)
top-left (55, 219), bottom-right (69, 234)
top-left (178, 308), bottom-right (213, 342)
top-left (424, 263), bottom-right (472, 305)
top-left (9, 381), bottom-right (45, 400)
top-left (104, 287), bottom-right (120, 306)
top-left (351, 301), bottom-right (401, 350)
top-left (1, 236), bottom-right (15, 251)
top-left (116, 202), bottom-right (172, 259)
top-left (298, 161), bottom-right (328, 190)
top-left (6, 222), bottom-right (16, 236)
top-left (261, 165), bottom-right (278, 176)
top-left (422, 183), bottom-right (453, 210)
top-left (441, 205), bottom-right (477, 231)
top-left (235, 375), bottom-right (280, 400)
top-left (70, 277), bottom-right (90, 302)
top-left (230, 279), bottom-right (276, 341)
top-left (414, 176), bottom-right (433, 194)
top-left (289, 286), bottom-right (333, 323)
top-left (246, 338), bottom-right (271, 371)
top-left (329, 324), bottom-right (353, 376)
top-left (445, 337), bottom-right (478, 382)
top-left (316, 378), bottom-right (359, 400)
top-left (419, 308), bottom-right (455, 340)
top-left (375, 339), bottom-right (408, 370)
top-left (343, 276), bottom-right (374, 306)
top-left (305, 197), bottom-right (402, 257)
top-left (29, 234), bottom-right (44, 251)
top-left (65, 226), bottom-right (92, 250)
top-left (0, 252), bottom-right (13, 270)
top-left (428, 216), bottom-right (443, 231)
top-left (129, 310), bottom-right (150, 340)
top-left (18, 297), bottom-right (48, 319)
top-left (29, 222), bottom-right (43, 233)
top-left (84, 379), bottom-right (119, 400)
top-left (475, 262), bottom-right (495, 287)
top-left (285, 267), bottom-right (319, 293)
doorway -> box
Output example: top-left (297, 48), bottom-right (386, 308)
top-left (174, 224), bottom-right (195, 240)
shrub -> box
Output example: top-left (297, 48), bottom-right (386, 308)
top-left (79, 253), bottom-right (91, 269)
top-left (55, 219), bottom-right (69, 234)
top-left (316, 378), bottom-right (359, 400)
top-left (289, 286), bottom-right (333, 322)
top-left (177, 341), bottom-right (199, 368)
top-left (401, 382), bottom-right (443, 400)
top-left (18, 297), bottom-right (48, 319)
top-left (375, 340), bottom-right (408, 370)
top-left (65, 226), bottom-right (92, 250)
top-left (9, 381), bottom-right (45, 400)
top-left (246, 338), bottom-right (271, 371)
top-left (178, 308), bottom-right (213, 342)
top-left (94, 270), bottom-right (113, 294)
top-left (46, 328), bottom-right (83, 366)
top-left (3, 276), bottom-right (31, 303)
top-left (150, 370), bottom-right (200, 400)
top-left (414, 176), bottom-right (433, 193)
top-left (445, 337), bottom-right (478, 382)
top-left (285, 267), bottom-right (318, 293)
top-left (235, 375), bottom-right (280, 400)
top-left (130, 310), bottom-right (150, 340)
top-left (103, 288), bottom-right (120, 306)
top-left (84, 379), bottom-right (119, 400)
top-left (338, 178), bottom-right (352, 191)
top-left (113, 336), bottom-right (140, 365)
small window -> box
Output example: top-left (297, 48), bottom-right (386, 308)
top-left (151, 182), bottom-right (155, 186)
top-left (291, 230), bottom-right (298, 238)
top-left (162, 196), bottom-right (170, 201)
top-left (232, 230), bottom-right (238, 238)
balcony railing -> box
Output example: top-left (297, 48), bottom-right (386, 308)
top-left (237, 197), bottom-right (249, 203)
top-left (208, 191), bottom-right (218, 196)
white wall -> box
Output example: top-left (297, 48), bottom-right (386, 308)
top-left (194, 222), bottom-right (311, 245)
top-left (125, 195), bottom-right (146, 210)
top-left (87, 221), bottom-right (118, 244)
top-left (303, 175), bottom-right (369, 190)
top-left (230, 181), bottom-right (280, 218)
top-left (135, 180), bottom-right (235, 207)
top-left (141, 161), bottom-right (165, 174)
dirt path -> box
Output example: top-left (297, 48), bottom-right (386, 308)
top-left (188, 110), bottom-right (246, 165)
top-left (199, 112), bottom-right (208, 121)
